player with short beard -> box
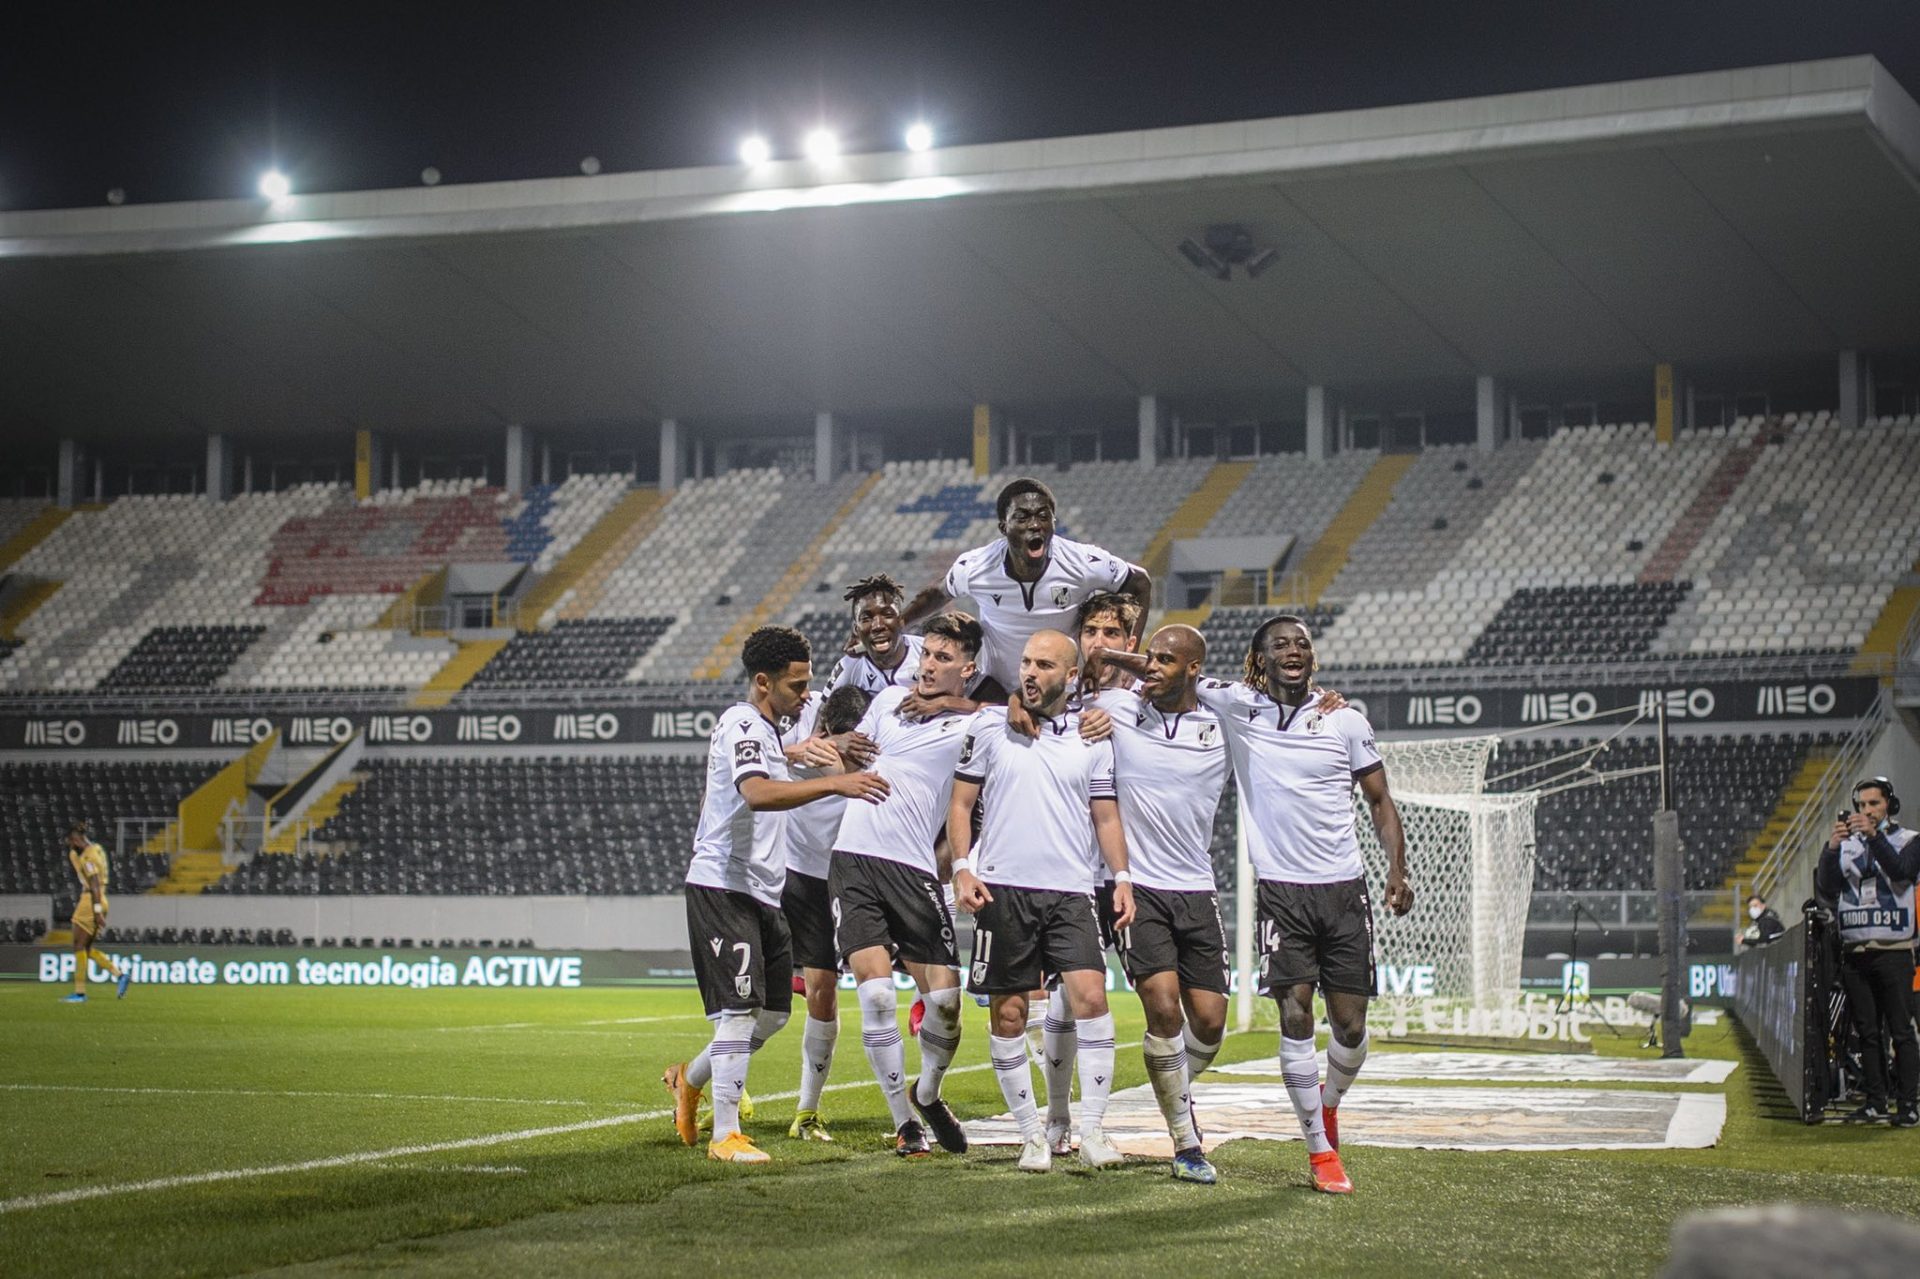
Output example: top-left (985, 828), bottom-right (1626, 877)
top-left (950, 630), bottom-right (1135, 1173)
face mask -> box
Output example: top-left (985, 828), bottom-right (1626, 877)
top-left (1748, 904), bottom-right (1764, 920)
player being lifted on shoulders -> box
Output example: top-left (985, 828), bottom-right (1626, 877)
top-left (665, 626), bottom-right (889, 1165)
top-left (899, 478), bottom-right (1150, 713)
top-left (949, 630), bottom-right (1135, 1174)
top-left (829, 611), bottom-right (989, 1158)
top-left (1191, 615), bottom-right (1411, 1194)
top-left (780, 684), bottom-right (877, 1143)
top-left (828, 575), bottom-right (923, 695)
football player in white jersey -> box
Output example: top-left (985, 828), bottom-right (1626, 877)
top-left (899, 477), bottom-right (1150, 700)
top-left (1191, 615), bottom-right (1411, 1195)
top-left (664, 626), bottom-right (890, 1165)
top-left (1087, 623), bottom-right (1230, 1183)
top-left (781, 684), bottom-right (875, 1144)
top-left (827, 574), bottom-right (924, 695)
top-left (949, 629), bottom-right (1135, 1173)
top-left (829, 611), bottom-right (987, 1157)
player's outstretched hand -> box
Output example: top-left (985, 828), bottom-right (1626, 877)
top-left (787, 738), bottom-right (842, 770)
top-left (1007, 697), bottom-right (1038, 739)
top-left (1109, 881), bottom-right (1136, 930)
top-left (1386, 874), bottom-right (1414, 916)
top-left (954, 870), bottom-right (991, 913)
top-left (1077, 707), bottom-right (1113, 743)
top-left (835, 731), bottom-right (879, 767)
top-left (834, 772), bottom-right (891, 804)
top-left (1314, 688), bottom-right (1348, 713)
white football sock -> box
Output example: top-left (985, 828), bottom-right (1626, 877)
top-left (1144, 1032), bottom-right (1199, 1149)
top-left (686, 1040), bottom-right (713, 1089)
top-left (991, 1033), bottom-right (1043, 1140)
top-left (858, 978), bottom-right (911, 1128)
top-left (1042, 986), bottom-right (1077, 1127)
top-left (1324, 1029), bottom-right (1368, 1111)
top-left (1182, 1024), bottom-right (1221, 1077)
top-left (1280, 1034), bottom-right (1331, 1154)
top-left (797, 1016), bottom-right (838, 1112)
top-left (1074, 1013), bottom-right (1117, 1131)
top-left (914, 987), bottom-right (962, 1105)
top-left (707, 1013), bottom-right (757, 1137)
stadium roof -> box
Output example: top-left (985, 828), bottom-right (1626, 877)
top-left (3, 56), bottom-right (1918, 444)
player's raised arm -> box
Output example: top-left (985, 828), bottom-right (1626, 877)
top-left (1115, 563), bottom-right (1152, 644)
top-left (899, 574), bottom-right (954, 630)
top-left (739, 771), bottom-right (888, 811)
top-left (1090, 797), bottom-right (1134, 929)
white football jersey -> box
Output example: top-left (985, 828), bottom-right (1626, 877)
top-left (686, 702), bottom-right (791, 907)
top-left (955, 705), bottom-right (1117, 893)
top-left (781, 698), bottom-right (845, 882)
top-left (1195, 679), bottom-right (1383, 885)
top-left (943, 535), bottom-right (1133, 685)
top-left (826, 633), bottom-right (924, 696)
top-left (832, 686), bottom-right (973, 876)
top-left (1095, 687), bottom-right (1228, 893)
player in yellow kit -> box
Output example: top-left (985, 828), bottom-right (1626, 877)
top-left (64, 822), bottom-right (130, 1003)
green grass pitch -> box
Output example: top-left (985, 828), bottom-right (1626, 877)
top-left (1, 982), bottom-right (1914, 1278)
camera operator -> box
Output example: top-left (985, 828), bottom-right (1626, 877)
top-left (1741, 893), bottom-right (1785, 948)
top-left (1815, 777), bottom-right (1919, 1127)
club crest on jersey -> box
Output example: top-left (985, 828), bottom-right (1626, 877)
top-left (735, 976), bottom-right (752, 998)
top-left (1199, 723), bottom-right (1219, 747)
top-left (971, 961), bottom-right (988, 986)
top-left (1050, 585), bottom-right (1070, 608)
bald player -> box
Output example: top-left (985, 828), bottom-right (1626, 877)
top-left (950, 629), bottom-right (1134, 1173)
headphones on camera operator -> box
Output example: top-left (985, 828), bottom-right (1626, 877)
top-left (1850, 775), bottom-right (1900, 825)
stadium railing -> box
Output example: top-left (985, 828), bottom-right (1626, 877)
top-left (1751, 686), bottom-right (1890, 905)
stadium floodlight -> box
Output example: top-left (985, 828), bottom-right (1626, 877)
top-left (738, 134), bottom-right (772, 166)
top-left (1178, 237), bottom-right (1230, 281)
top-left (1245, 246), bottom-right (1279, 278)
top-left (803, 127), bottom-right (840, 162)
top-left (257, 170), bottom-right (292, 201)
top-left (904, 121), bottom-right (934, 152)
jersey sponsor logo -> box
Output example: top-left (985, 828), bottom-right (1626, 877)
top-left (733, 738), bottom-right (765, 768)
top-left (957, 733), bottom-right (977, 766)
top-left (709, 936), bottom-right (723, 956)
top-left (1753, 683), bottom-right (1835, 716)
top-left (990, 593), bottom-right (1003, 606)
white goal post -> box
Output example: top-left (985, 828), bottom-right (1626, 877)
top-left (1233, 734), bottom-right (1540, 1029)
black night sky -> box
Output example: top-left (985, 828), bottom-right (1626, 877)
top-left (4, 0), bottom-right (1918, 212)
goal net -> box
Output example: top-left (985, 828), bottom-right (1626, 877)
top-left (1233, 734), bottom-right (1539, 1026)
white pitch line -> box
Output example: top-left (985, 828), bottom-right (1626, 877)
top-left (433, 1014), bottom-right (706, 1033)
top-left (0, 1083), bottom-right (610, 1108)
top-left (0, 1063), bottom-right (993, 1215)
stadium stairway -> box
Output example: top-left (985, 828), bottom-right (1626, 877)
top-left (695, 473), bottom-right (882, 681)
top-left (1852, 579), bottom-right (1920, 675)
top-left (0, 577), bottom-right (62, 641)
top-left (1294, 453), bottom-right (1417, 605)
top-left (1707, 741), bottom-right (1840, 922)
top-left (1140, 461), bottom-right (1255, 628)
top-left (146, 733), bottom-right (283, 894)
top-left (262, 775), bottom-right (361, 853)
top-left (1638, 432), bottom-right (1764, 584)
top-left (0, 506), bottom-right (68, 572)
top-left (148, 851), bottom-right (229, 895)
top-left (551, 489), bottom-right (670, 622)
top-left (411, 638), bottom-right (510, 708)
